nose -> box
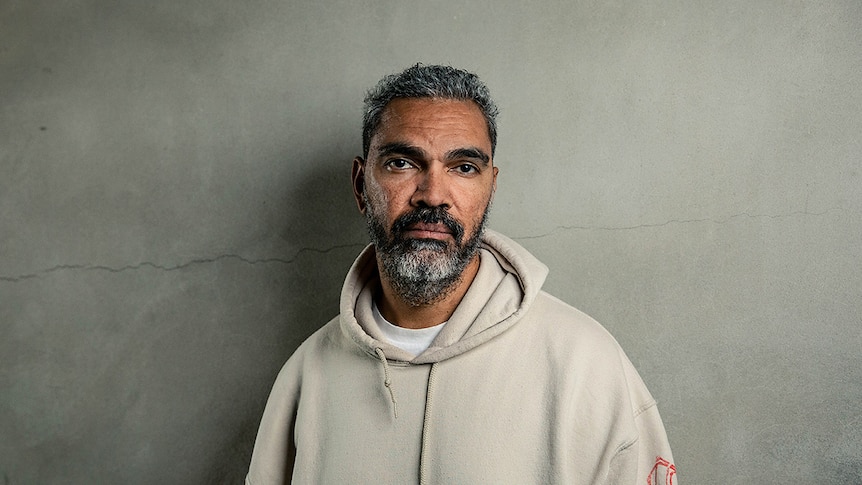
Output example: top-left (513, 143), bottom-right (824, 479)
top-left (410, 164), bottom-right (450, 208)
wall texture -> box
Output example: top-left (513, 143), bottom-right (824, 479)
top-left (2, 1), bottom-right (860, 483)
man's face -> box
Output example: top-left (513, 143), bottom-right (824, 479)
top-left (352, 97), bottom-right (498, 306)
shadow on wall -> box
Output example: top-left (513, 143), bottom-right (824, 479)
top-left (204, 147), bottom-right (367, 484)
top-left (279, 148), bottom-right (367, 252)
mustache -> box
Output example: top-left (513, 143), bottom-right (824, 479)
top-left (391, 206), bottom-right (465, 243)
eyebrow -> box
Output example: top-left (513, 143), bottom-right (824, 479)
top-left (446, 147), bottom-right (490, 166)
top-left (377, 142), bottom-right (490, 167)
top-left (377, 142), bottom-right (426, 160)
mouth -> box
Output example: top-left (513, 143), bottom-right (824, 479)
top-left (403, 222), bottom-right (453, 241)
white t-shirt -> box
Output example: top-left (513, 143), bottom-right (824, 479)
top-left (371, 301), bottom-right (446, 357)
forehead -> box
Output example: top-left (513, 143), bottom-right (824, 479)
top-left (372, 98), bottom-right (492, 153)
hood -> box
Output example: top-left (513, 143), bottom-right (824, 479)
top-left (339, 229), bottom-right (549, 364)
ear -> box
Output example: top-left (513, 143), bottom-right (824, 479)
top-left (492, 165), bottom-right (499, 194)
top-left (352, 156), bottom-right (367, 214)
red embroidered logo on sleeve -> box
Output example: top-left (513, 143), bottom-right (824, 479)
top-left (647, 456), bottom-right (677, 485)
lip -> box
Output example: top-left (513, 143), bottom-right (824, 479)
top-left (404, 222), bottom-right (452, 240)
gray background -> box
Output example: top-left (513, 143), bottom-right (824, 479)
top-left (2, 1), bottom-right (860, 483)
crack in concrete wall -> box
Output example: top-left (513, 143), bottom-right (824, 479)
top-left (0, 243), bottom-right (365, 283)
top-left (0, 207), bottom-right (852, 283)
top-left (511, 207), bottom-right (850, 240)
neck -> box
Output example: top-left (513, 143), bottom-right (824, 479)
top-left (376, 255), bottom-right (480, 330)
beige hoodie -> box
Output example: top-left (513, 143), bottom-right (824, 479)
top-left (247, 230), bottom-right (676, 484)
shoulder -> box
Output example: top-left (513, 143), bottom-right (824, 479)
top-left (523, 291), bottom-right (623, 354)
top-left (270, 316), bottom-right (343, 385)
top-left (518, 292), bottom-right (657, 405)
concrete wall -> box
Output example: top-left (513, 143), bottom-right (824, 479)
top-left (2, 1), bottom-right (860, 483)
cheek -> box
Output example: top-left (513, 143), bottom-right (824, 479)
top-left (364, 183), bottom-right (400, 223)
top-left (370, 180), bottom-right (412, 212)
top-left (461, 184), bottom-right (494, 215)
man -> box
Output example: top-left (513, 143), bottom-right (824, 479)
top-left (246, 65), bottom-right (676, 484)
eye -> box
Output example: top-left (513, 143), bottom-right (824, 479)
top-left (384, 158), bottom-right (414, 171)
top-left (452, 163), bottom-right (479, 175)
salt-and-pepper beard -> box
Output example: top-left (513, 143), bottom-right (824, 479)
top-left (364, 193), bottom-right (490, 307)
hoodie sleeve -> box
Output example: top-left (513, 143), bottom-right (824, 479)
top-left (633, 403), bottom-right (677, 484)
top-left (606, 349), bottom-right (677, 485)
top-left (246, 355), bottom-right (302, 485)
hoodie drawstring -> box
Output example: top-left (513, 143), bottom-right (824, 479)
top-left (419, 362), bottom-right (438, 485)
top-left (374, 347), bottom-right (398, 418)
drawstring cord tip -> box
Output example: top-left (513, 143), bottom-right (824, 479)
top-left (374, 348), bottom-right (399, 418)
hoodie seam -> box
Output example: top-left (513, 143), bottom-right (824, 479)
top-left (603, 435), bottom-right (639, 484)
top-left (613, 435), bottom-right (639, 456)
top-left (633, 399), bottom-right (658, 419)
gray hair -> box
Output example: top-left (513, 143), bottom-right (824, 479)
top-left (361, 64), bottom-right (499, 158)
